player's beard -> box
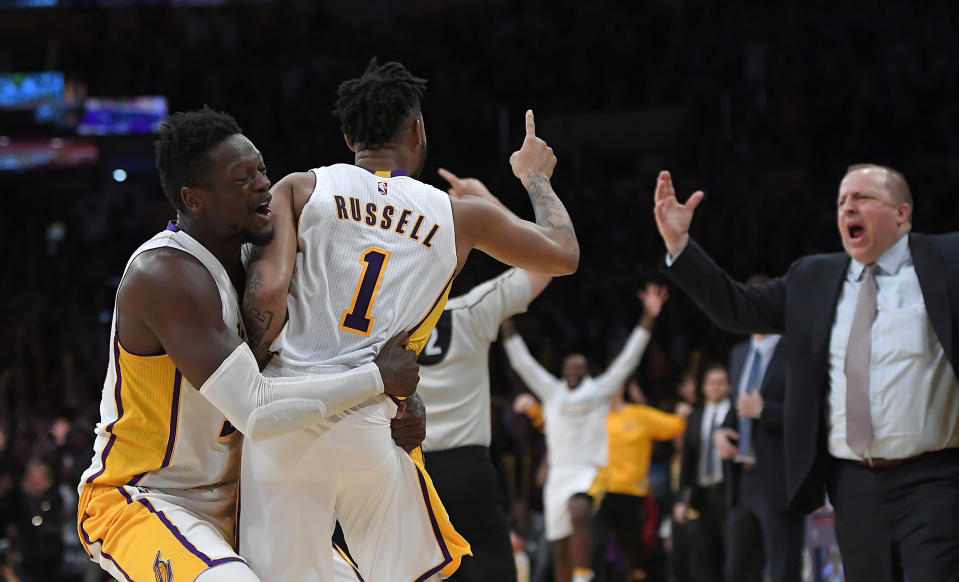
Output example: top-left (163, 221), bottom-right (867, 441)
top-left (244, 225), bottom-right (275, 247)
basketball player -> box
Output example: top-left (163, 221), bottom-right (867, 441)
top-left (501, 284), bottom-right (669, 582)
top-left (76, 107), bottom-right (421, 582)
top-left (239, 59), bottom-right (579, 581)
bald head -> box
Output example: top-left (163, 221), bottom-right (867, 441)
top-left (845, 163), bottom-right (912, 211)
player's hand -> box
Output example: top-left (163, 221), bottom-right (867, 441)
top-left (638, 283), bottom-right (670, 320)
top-left (673, 502), bottom-right (688, 524)
top-left (391, 393), bottom-right (426, 453)
top-left (653, 170), bottom-right (704, 258)
top-left (438, 168), bottom-right (497, 202)
top-left (509, 110), bottom-right (557, 187)
top-left (374, 331), bottom-right (419, 398)
top-left (714, 427), bottom-right (740, 460)
top-left (675, 401), bottom-right (693, 419)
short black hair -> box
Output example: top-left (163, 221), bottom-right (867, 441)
top-left (154, 106), bottom-right (242, 213)
top-left (333, 58), bottom-right (427, 148)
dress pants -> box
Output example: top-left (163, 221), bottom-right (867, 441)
top-left (827, 448), bottom-right (959, 582)
top-left (725, 467), bottom-right (803, 582)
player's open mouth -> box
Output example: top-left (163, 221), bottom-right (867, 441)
top-left (848, 225), bottom-right (865, 240)
top-left (254, 200), bottom-right (272, 216)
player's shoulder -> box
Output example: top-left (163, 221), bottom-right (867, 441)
top-left (121, 246), bottom-right (220, 308)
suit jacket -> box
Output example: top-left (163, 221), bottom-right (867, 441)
top-left (678, 402), bottom-right (722, 511)
top-left (722, 340), bottom-right (789, 512)
top-left (664, 232), bottom-right (959, 513)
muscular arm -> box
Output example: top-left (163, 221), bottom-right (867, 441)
top-left (242, 171), bottom-right (314, 367)
top-left (451, 111), bottom-right (579, 276)
top-left (117, 250), bottom-right (414, 441)
top-left (452, 190), bottom-right (578, 276)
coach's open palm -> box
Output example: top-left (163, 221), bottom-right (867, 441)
top-left (509, 110), bottom-right (557, 187)
top-left (374, 332), bottom-right (420, 398)
top-left (654, 170), bottom-right (704, 257)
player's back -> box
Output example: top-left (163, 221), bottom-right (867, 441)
top-left (268, 164), bottom-right (456, 376)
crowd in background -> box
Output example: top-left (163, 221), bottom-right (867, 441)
top-left (1, 1), bottom-right (958, 580)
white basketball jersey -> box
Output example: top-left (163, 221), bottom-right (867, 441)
top-left (268, 164), bottom-right (457, 375)
top-left (80, 224), bottom-right (243, 523)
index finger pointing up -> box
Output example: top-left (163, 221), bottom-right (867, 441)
top-left (525, 109), bottom-right (535, 138)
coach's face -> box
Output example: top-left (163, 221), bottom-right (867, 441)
top-left (836, 168), bottom-right (911, 265)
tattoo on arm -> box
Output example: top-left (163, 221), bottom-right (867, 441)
top-left (526, 175), bottom-right (576, 239)
top-left (242, 272), bottom-right (275, 365)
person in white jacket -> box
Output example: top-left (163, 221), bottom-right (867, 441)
top-left (503, 284), bottom-right (668, 582)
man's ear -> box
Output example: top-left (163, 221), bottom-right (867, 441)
top-left (897, 202), bottom-right (912, 227)
top-left (181, 186), bottom-right (203, 215)
top-left (343, 134), bottom-right (357, 152)
top-left (410, 118), bottom-right (424, 147)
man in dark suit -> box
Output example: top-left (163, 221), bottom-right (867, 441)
top-left (713, 326), bottom-right (804, 582)
top-left (675, 364), bottom-right (731, 582)
top-left (653, 164), bottom-right (959, 582)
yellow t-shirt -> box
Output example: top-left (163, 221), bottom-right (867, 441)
top-left (606, 404), bottom-right (686, 497)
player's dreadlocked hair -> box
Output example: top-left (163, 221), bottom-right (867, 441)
top-left (154, 106), bottom-right (242, 213)
top-left (333, 58), bottom-right (428, 148)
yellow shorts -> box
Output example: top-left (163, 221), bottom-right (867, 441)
top-left (78, 483), bottom-right (247, 582)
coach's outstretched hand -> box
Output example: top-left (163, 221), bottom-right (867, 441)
top-left (653, 170), bottom-right (704, 258)
top-left (374, 332), bottom-right (420, 398)
top-left (509, 110), bottom-right (557, 187)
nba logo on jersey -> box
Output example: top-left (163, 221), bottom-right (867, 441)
top-left (153, 550), bottom-right (173, 582)
top-left (377, 181), bottom-right (388, 196)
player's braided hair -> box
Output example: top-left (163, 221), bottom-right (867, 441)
top-left (333, 58), bottom-right (428, 148)
top-left (154, 105), bottom-right (242, 213)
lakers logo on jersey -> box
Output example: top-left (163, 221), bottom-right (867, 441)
top-left (153, 550), bottom-right (173, 582)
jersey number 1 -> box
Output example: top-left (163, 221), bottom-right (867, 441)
top-left (340, 248), bottom-right (390, 335)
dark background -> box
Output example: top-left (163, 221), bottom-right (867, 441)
top-left (0, 2), bottom-right (957, 574)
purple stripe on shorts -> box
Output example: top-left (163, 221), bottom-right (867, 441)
top-left (136, 498), bottom-right (218, 566)
top-left (160, 370), bottom-right (183, 468)
top-left (331, 542), bottom-right (366, 582)
top-left (413, 466), bottom-right (452, 582)
top-left (87, 335), bottom-right (125, 484)
top-left (117, 486), bottom-right (134, 504)
top-left (79, 516), bottom-right (135, 582)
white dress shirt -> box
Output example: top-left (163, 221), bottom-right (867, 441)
top-left (828, 234), bottom-right (959, 460)
top-left (698, 398), bottom-right (730, 487)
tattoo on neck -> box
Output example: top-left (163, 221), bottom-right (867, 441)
top-left (526, 175), bottom-right (575, 238)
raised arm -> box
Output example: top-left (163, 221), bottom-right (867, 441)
top-left (438, 168), bottom-right (553, 307)
top-left (653, 170), bottom-right (703, 259)
top-left (500, 318), bottom-right (561, 402)
top-left (242, 171), bottom-right (315, 367)
top-left (592, 283), bottom-right (668, 396)
top-left (450, 111), bottom-right (579, 276)
top-left (119, 250), bottom-right (418, 441)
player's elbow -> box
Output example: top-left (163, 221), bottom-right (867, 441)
top-left (550, 243), bottom-right (580, 275)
